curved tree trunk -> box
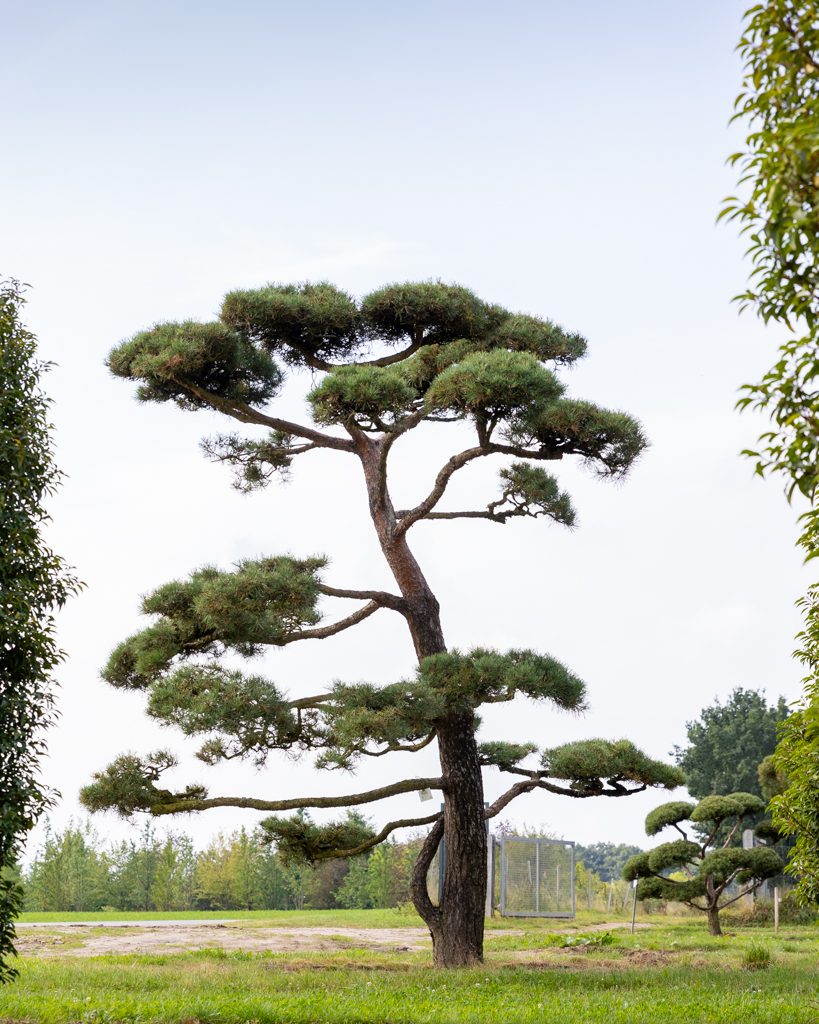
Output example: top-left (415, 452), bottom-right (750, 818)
top-left (358, 435), bottom-right (487, 966)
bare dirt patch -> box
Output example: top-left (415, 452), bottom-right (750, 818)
top-left (618, 948), bottom-right (678, 967)
top-left (15, 924), bottom-right (432, 959)
top-left (494, 942), bottom-right (677, 971)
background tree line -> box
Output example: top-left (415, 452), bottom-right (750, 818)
top-left (18, 817), bottom-right (427, 914)
top-left (17, 818), bottom-right (643, 915)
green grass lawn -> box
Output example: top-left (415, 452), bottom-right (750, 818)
top-left (2, 911), bottom-right (817, 1023)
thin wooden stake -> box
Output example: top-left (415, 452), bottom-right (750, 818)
top-left (774, 886), bottom-right (779, 934)
top-left (607, 878), bottom-right (613, 914)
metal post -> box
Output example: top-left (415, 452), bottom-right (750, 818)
top-left (607, 878), bottom-right (613, 914)
top-left (500, 838), bottom-right (506, 917)
top-left (742, 829), bottom-right (756, 909)
top-left (535, 841), bottom-right (540, 914)
top-left (556, 864), bottom-right (560, 909)
top-left (485, 835), bottom-right (495, 918)
top-left (588, 871), bottom-right (592, 911)
top-left (630, 879), bottom-right (638, 935)
top-left (774, 886), bottom-right (780, 933)
top-left (570, 844), bottom-right (576, 918)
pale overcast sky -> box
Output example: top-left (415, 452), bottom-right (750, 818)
top-left (3, 0), bottom-right (807, 858)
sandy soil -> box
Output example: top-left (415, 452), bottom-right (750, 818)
top-left (14, 924), bottom-right (433, 958)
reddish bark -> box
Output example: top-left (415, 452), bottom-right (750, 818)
top-left (357, 433), bottom-right (486, 966)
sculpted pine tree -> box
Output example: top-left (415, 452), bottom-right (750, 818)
top-left (624, 795), bottom-right (784, 936)
top-left (81, 282), bottom-right (684, 966)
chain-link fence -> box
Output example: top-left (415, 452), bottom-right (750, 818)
top-left (496, 837), bottom-right (575, 917)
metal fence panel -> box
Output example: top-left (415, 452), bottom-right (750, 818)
top-left (500, 837), bottom-right (575, 917)
top-left (426, 835), bottom-right (575, 918)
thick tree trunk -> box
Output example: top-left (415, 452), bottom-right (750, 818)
top-left (433, 710), bottom-right (486, 966)
top-left (357, 435), bottom-right (487, 966)
top-left (706, 904), bottom-right (722, 936)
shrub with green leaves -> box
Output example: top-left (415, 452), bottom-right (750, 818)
top-left (722, 3), bottom-right (819, 905)
top-left (0, 279), bottom-right (80, 981)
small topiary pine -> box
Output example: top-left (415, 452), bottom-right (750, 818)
top-left (623, 793), bottom-right (784, 935)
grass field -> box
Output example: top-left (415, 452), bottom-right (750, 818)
top-left (2, 910), bottom-right (817, 1023)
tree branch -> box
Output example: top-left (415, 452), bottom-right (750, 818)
top-left (287, 694), bottom-right (332, 709)
top-left (395, 446), bottom-right (489, 536)
top-left (715, 868), bottom-right (744, 899)
top-left (487, 442), bottom-right (564, 461)
top-left (487, 770), bottom-right (649, 802)
top-left (283, 335), bottom-right (428, 373)
top-left (718, 881), bottom-right (763, 910)
top-left (484, 780), bottom-right (541, 819)
top-left (360, 731), bottom-right (437, 757)
top-left (317, 584), bottom-right (407, 613)
top-left (151, 776), bottom-right (444, 816)
top-left (394, 439), bottom-right (569, 537)
top-left (316, 811), bottom-right (442, 859)
top-left (397, 509), bottom-right (507, 523)
top-left (355, 336), bottom-right (427, 369)
top-left (701, 820), bottom-right (723, 858)
top-left (377, 407), bottom-right (428, 508)
top-left (278, 341), bottom-right (335, 372)
top-left (720, 818), bottom-right (743, 850)
top-left (170, 377), bottom-right (356, 452)
top-left (282, 600), bottom-right (384, 642)
top-left (410, 814), bottom-right (444, 931)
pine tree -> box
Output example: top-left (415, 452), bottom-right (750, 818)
top-left (80, 280), bottom-right (683, 965)
top-left (624, 794), bottom-right (784, 935)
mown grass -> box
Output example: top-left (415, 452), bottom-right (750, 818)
top-left (0, 951), bottom-right (817, 1024)
top-left (3, 912), bottom-right (817, 1023)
